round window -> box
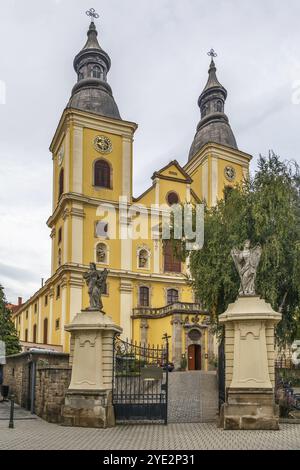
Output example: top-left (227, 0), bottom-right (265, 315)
top-left (188, 329), bottom-right (201, 341)
top-left (167, 191), bottom-right (179, 206)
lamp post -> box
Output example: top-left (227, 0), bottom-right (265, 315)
top-left (9, 394), bottom-right (15, 429)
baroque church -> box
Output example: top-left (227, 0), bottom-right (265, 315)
top-left (13, 16), bottom-right (251, 371)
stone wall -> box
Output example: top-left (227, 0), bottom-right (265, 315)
top-left (35, 366), bottom-right (71, 423)
top-left (3, 351), bottom-right (70, 422)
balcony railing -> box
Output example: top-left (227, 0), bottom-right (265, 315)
top-left (132, 302), bottom-right (207, 318)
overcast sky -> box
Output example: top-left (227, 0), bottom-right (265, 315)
top-left (0, 0), bottom-right (300, 303)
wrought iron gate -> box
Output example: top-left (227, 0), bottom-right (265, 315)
top-left (112, 335), bottom-right (169, 424)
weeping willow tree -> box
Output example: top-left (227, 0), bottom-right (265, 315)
top-left (179, 152), bottom-right (300, 348)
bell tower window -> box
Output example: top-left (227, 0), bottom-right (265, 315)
top-left (215, 100), bottom-right (223, 112)
top-left (94, 159), bottom-right (111, 189)
top-left (59, 168), bottom-right (64, 199)
top-left (91, 65), bottom-right (101, 79)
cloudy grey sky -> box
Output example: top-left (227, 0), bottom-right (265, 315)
top-left (0, 0), bottom-right (300, 303)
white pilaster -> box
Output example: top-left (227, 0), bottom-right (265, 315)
top-left (64, 128), bottom-right (70, 193)
top-left (202, 159), bottom-right (208, 203)
top-left (38, 297), bottom-right (42, 343)
top-left (73, 126), bottom-right (83, 194)
top-left (48, 291), bottom-right (54, 345)
top-left (71, 203), bottom-right (84, 264)
top-left (120, 281), bottom-right (133, 340)
top-left (20, 314), bottom-right (25, 341)
top-left (120, 200), bottom-right (132, 271)
top-left (63, 216), bottom-right (69, 264)
top-left (28, 305), bottom-right (33, 342)
top-left (60, 285), bottom-right (67, 348)
top-left (211, 156), bottom-right (218, 206)
top-left (51, 229), bottom-right (55, 275)
top-left (122, 137), bottom-right (132, 197)
top-left (153, 179), bottom-right (160, 273)
top-left (186, 183), bottom-right (191, 203)
top-left (52, 157), bottom-right (56, 211)
top-left (69, 274), bottom-right (83, 323)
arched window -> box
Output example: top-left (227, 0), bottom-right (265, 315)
top-left (91, 65), bottom-right (101, 79)
top-left (139, 286), bottom-right (150, 307)
top-left (167, 288), bottom-right (179, 305)
top-left (163, 240), bottom-right (181, 273)
top-left (43, 318), bottom-right (48, 344)
top-left (25, 329), bottom-right (28, 342)
top-left (59, 168), bottom-right (64, 198)
top-left (94, 160), bottom-right (111, 189)
top-left (96, 243), bottom-right (107, 263)
top-left (33, 324), bottom-right (37, 343)
top-left (138, 249), bottom-right (149, 268)
top-left (215, 100), bottom-right (222, 112)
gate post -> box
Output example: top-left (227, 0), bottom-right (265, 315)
top-left (219, 296), bottom-right (281, 430)
top-left (61, 309), bottom-right (122, 428)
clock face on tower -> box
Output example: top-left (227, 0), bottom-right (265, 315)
top-left (94, 135), bottom-right (113, 154)
top-left (224, 165), bottom-right (236, 182)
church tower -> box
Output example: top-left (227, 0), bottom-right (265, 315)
top-left (47, 12), bottom-right (137, 348)
top-left (184, 50), bottom-right (251, 206)
top-left (13, 22), bottom-right (250, 371)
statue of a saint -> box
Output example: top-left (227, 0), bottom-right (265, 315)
top-left (231, 240), bottom-right (262, 296)
top-left (83, 263), bottom-right (109, 311)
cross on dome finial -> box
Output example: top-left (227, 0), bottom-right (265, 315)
top-left (207, 48), bottom-right (217, 58)
top-left (86, 8), bottom-right (99, 22)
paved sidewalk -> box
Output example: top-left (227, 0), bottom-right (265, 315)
top-left (168, 371), bottom-right (218, 423)
top-left (0, 417), bottom-right (300, 450)
top-left (0, 401), bottom-right (37, 421)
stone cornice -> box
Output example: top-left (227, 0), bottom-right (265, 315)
top-left (13, 263), bottom-right (190, 318)
top-left (50, 108), bottom-right (138, 154)
top-left (47, 192), bottom-right (122, 227)
top-left (184, 142), bottom-right (252, 175)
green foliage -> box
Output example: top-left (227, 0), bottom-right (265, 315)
top-left (183, 152), bottom-right (300, 348)
top-left (0, 285), bottom-right (21, 356)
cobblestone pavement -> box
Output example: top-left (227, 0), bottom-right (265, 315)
top-left (168, 371), bottom-right (218, 423)
top-left (0, 417), bottom-right (300, 450)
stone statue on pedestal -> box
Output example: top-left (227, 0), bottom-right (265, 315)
top-left (231, 240), bottom-right (262, 296)
top-left (83, 263), bottom-right (109, 311)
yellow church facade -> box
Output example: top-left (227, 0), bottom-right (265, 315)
top-left (13, 19), bottom-right (251, 371)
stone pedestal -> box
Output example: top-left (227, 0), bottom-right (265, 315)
top-left (219, 296), bottom-right (281, 430)
top-left (61, 309), bottom-right (122, 428)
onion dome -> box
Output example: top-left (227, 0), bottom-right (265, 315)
top-left (188, 50), bottom-right (237, 160)
top-left (67, 15), bottom-right (121, 120)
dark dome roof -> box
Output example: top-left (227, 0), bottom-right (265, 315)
top-left (67, 21), bottom-right (121, 120)
top-left (188, 57), bottom-right (237, 161)
top-left (188, 115), bottom-right (237, 159)
top-left (68, 80), bottom-right (120, 119)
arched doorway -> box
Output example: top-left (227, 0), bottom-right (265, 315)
top-left (188, 344), bottom-right (201, 370)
